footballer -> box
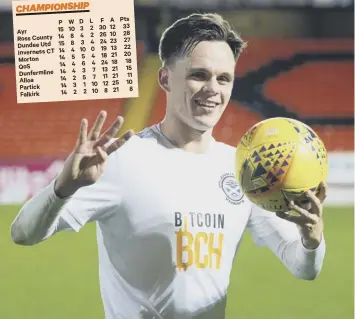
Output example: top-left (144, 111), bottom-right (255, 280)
top-left (11, 13), bottom-right (327, 319)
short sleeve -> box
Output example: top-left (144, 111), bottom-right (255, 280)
top-left (58, 150), bottom-right (122, 232)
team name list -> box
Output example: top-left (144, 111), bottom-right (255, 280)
top-left (16, 29), bottom-right (54, 98)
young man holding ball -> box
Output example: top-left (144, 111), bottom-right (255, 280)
top-left (11, 13), bottom-right (326, 319)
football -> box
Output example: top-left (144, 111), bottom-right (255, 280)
top-left (235, 117), bottom-right (328, 213)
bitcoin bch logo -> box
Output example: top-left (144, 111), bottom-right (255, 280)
top-left (174, 212), bottom-right (224, 271)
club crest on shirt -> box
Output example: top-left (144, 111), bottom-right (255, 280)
top-left (219, 173), bottom-right (244, 205)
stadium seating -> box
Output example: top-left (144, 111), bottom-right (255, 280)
top-left (0, 39), bottom-right (353, 160)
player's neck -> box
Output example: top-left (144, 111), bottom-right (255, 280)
top-left (159, 117), bottom-right (214, 154)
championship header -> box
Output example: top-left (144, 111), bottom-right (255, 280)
top-left (16, 2), bottom-right (90, 13)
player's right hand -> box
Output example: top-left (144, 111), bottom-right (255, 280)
top-left (54, 110), bottom-right (134, 198)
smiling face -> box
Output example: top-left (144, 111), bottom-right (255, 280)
top-left (161, 41), bottom-right (236, 131)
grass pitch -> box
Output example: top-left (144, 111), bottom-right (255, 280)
top-left (0, 206), bottom-right (353, 319)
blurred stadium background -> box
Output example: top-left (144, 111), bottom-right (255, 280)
top-left (0, 0), bottom-right (353, 318)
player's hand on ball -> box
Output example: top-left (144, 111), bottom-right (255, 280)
top-left (276, 182), bottom-right (328, 250)
top-left (54, 110), bottom-right (134, 198)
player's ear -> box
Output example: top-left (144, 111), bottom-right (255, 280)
top-left (158, 67), bottom-right (171, 92)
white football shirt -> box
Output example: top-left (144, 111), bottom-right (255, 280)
top-left (37, 124), bottom-right (325, 319)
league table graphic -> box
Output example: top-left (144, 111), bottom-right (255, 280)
top-left (12, 0), bottom-right (138, 103)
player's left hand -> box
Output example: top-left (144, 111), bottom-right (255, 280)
top-left (276, 182), bottom-right (327, 250)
